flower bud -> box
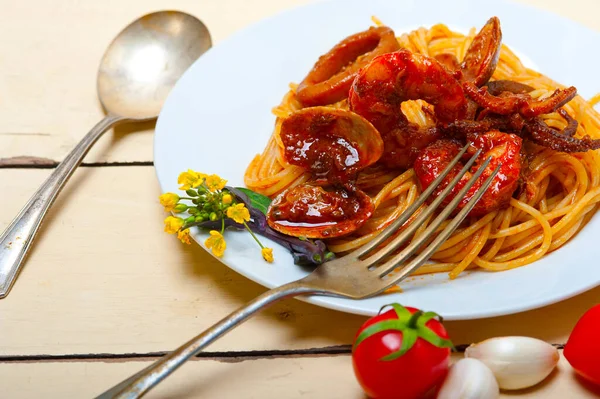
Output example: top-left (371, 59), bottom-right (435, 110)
top-left (209, 212), bottom-right (218, 221)
top-left (195, 215), bottom-right (205, 223)
top-left (200, 211), bottom-right (209, 220)
top-left (186, 189), bottom-right (198, 197)
top-left (184, 216), bottom-right (195, 224)
top-left (222, 193), bottom-right (233, 205)
top-left (188, 208), bottom-right (199, 215)
top-left (173, 203), bottom-right (188, 213)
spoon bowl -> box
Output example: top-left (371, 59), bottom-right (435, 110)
top-left (98, 11), bottom-right (212, 120)
top-left (0, 11), bottom-right (212, 299)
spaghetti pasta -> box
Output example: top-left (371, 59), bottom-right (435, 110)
top-left (244, 21), bottom-right (600, 279)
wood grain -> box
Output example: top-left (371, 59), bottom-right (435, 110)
top-left (1, 167), bottom-right (599, 357)
top-left (3, 1), bottom-right (600, 397)
top-left (0, 0), bottom-right (314, 165)
top-left (2, 352), bottom-right (599, 399)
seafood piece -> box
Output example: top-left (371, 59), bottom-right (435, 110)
top-left (267, 184), bottom-right (373, 238)
top-left (524, 116), bottom-right (600, 152)
top-left (485, 80), bottom-right (534, 95)
top-left (442, 112), bottom-right (525, 137)
top-left (464, 82), bottom-right (577, 118)
top-left (280, 107), bottom-right (383, 183)
top-left (349, 50), bottom-right (467, 168)
top-left (296, 26), bottom-right (400, 107)
top-left (444, 17), bottom-right (503, 119)
top-left (441, 119), bottom-right (504, 138)
top-left (460, 16), bottom-right (502, 87)
top-left (350, 50), bottom-right (468, 124)
top-left (443, 107), bottom-right (593, 153)
top-left (556, 108), bottom-right (578, 137)
top-left (414, 131), bottom-right (522, 216)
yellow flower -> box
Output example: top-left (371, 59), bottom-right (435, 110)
top-left (226, 203), bottom-right (250, 224)
top-left (177, 229), bottom-right (192, 245)
top-left (222, 193), bottom-right (233, 205)
top-left (159, 192), bottom-right (180, 212)
top-left (164, 216), bottom-right (184, 234)
top-left (261, 247), bottom-right (274, 263)
top-left (205, 230), bottom-right (226, 257)
top-left (205, 174), bottom-right (227, 192)
top-left (178, 169), bottom-right (206, 190)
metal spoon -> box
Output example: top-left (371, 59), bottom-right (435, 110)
top-left (0, 11), bottom-right (212, 298)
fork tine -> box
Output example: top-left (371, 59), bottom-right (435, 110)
top-left (352, 144), bottom-right (473, 258)
top-left (359, 147), bottom-right (484, 266)
top-left (377, 164), bottom-right (501, 281)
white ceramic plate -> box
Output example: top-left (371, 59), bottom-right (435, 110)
top-left (155, 0), bottom-right (600, 320)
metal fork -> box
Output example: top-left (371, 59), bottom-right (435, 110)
top-left (97, 145), bottom-right (499, 399)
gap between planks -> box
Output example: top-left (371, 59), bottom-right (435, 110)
top-left (1, 346), bottom-right (352, 364)
top-left (0, 156), bottom-right (153, 169)
top-left (0, 343), bottom-right (566, 364)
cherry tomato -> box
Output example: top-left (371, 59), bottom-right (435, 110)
top-left (564, 304), bottom-right (600, 385)
top-left (352, 303), bottom-right (453, 399)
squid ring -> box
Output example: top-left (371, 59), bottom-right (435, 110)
top-left (296, 26), bottom-right (400, 107)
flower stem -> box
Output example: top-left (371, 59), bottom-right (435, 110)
top-left (179, 197), bottom-right (194, 200)
top-left (243, 221), bottom-right (264, 249)
top-left (221, 217), bottom-right (225, 235)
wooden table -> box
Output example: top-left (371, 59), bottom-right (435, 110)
top-left (1, 0), bottom-right (600, 397)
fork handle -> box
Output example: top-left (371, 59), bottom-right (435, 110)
top-left (96, 281), bottom-right (319, 399)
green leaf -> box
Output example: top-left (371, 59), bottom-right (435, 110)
top-left (381, 328), bottom-right (418, 361)
top-left (234, 187), bottom-right (272, 215)
top-left (353, 320), bottom-right (406, 350)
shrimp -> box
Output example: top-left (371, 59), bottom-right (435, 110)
top-left (349, 49), bottom-right (468, 168)
top-left (347, 17), bottom-right (508, 169)
top-left (414, 131), bottom-right (523, 216)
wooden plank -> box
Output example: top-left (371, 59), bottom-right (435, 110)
top-left (1, 167), bottom-right (599, 356)
top-left (0, 0), bottom-right (598, 165)
top-left (1, 351), bottom-right (598, 399)
top-left (0, 0), bottom-right (314, 165)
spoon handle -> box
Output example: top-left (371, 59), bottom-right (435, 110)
top-left (0, 114), bottom-right (125, 298)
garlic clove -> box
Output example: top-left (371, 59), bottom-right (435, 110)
top-left (465, 336), bottom-right (559, 390)
top-left (437, 358), bottom-right (499, 399)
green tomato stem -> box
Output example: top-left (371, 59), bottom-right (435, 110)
top-left (407, 310), bottom-right (424, 329)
